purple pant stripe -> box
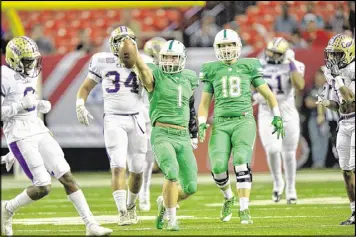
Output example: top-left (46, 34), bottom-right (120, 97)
top-left (9, 142), bottom-right (34, 181)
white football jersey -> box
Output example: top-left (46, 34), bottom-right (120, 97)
top-left (257, 59), bottom-right (305, 120)
top-left (324, 61), bottom-right (355, 114)
top-left (88, 52), bottom-right (144, 115)
top-left (1, 65), bottom-right (48, 143)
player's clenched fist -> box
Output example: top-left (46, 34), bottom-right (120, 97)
top-left (76, 99), bottom-right (94, 126)
top-left (20, 94), bottom-right (37, 110)
top-left (271, 116), bottom-right (285, 139)
top-left (198, 123), bottom-right (209, 143)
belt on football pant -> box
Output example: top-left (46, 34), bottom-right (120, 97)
top-left (215, 112), bottom-right (248, 122)
top-left (154, 121), bottom-right (186, 130)
top-left (339, 113), bottom-right (355, 122)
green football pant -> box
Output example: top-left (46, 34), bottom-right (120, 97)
top-left (151, 126), bottom-right (198, 195)
top-left (208, 115), bottom-right (256, 174)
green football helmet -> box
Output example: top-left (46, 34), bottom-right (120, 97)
top-left (5, 36), bottom-right (42, 78)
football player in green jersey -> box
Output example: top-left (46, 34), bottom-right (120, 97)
top-left (198, 29), bottom-right (285, 224)
top-left (135, 40), bottom-right (199, 231)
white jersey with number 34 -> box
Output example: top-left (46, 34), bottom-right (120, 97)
top-left (88, 52), bottom-right (143, 115)
top-left (258, 59), bottom-right (305, 120)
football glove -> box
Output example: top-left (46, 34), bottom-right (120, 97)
top-left (20, 94), bottom-right (37, 110)
top-left (198, 123), bottom-right (209, 143)
top-left (37, 100), bottom-right (51, 114)
top-left (271, 116), bottom-right (285, 139)
top-left (315, 96), bottom-right (330, 107)
top-left (76, 99), bottom-right (94, 126)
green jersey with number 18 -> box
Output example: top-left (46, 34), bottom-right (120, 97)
top-left (200, 58), bottom-right (266, 117)
top-left (147, 63), bottom-right (199, 127)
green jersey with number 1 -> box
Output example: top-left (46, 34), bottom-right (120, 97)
top-left (147, 63), bottom-right (199, 127)
top-left (200, 58), bottom-right (265, 117)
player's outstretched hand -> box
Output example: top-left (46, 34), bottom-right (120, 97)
top-left (198, 123), bottom-right (209, 143)
top-left (37, 100), bottom-right (52, 114)
top-left (271, 116), bottom-right (285, 139)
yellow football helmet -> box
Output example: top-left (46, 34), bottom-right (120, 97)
top-left (265, 37), bottom-right (289, 64)
top-left (109, 26), bottom-right (136, 56)
top-left (324, 34), bottom-right (355, 69)
top-left (144, 37), bottom-right (167, 64)
top-left (5, 36), bottom-right (42, 78)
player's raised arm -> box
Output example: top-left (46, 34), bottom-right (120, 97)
top-left (289, 60), bottom-right (305, 90)
top-left (135, 53), bottom-right (154, 92)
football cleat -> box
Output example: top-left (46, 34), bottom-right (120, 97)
top-left (340, 211), bottom-right (355, 225)
top-left (155, 196), bottom-right (166, 229)
top-left (1, 201), bottom-right (14, 236)
top-left (239, 209), bottom-right (253, 224)
top-left (272, 191), bottom-right (282, 203)
top-left (220, 196), bottom-right (236, 222)
top-left (86, 224), bottom-right (112, 236)
top-left (117, 211), bottom-right (130, 226)
top-left (127, 205), bottom-right (138, 224)
top-left (287, 198), bottom-right (297, 205)
top-left (139, 199), bottom-right (151, 212)
top-left (166, 220), bottom-right (179, 231)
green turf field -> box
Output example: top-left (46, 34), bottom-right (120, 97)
top-left (1, 169), bottom-right (355, 236)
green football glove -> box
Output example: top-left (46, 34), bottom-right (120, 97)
top-left (198, 123), bottom-right (210, 143)
top-left (271, 116), bottom-right (285, 139)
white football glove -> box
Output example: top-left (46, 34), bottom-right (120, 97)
top-left (315, 96), bottom-right (330, 107)
top-left (37, 100), bottom-right (51, 114)
top-left (76, 99), bottom-right (94, 126)
top-left (20, 94), bottom-right (38, 110)
top-left (1, 152), bottom-right (15, 172)
top-left (191, 138), bottom-right (198, 150)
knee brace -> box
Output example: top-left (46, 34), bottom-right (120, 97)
top-left (234, 164), bottom-right (252, 189)
top-left (211, 171), bottom-right (229, 189)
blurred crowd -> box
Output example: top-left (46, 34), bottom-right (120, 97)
top-left (1, 1), bottom-right (354, 169)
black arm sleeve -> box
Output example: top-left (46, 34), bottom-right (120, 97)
top-left (188, 95), bottom-right (198, 138)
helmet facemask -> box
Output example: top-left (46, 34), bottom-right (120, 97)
top-left (21, 56), bottom-right (42, 78)
top-left (159, 53), bottom-right (186, 74)
top-left (214, 42), bottom-right (240, 61)
top-left (324, 49), bottom-right (346, 69)
top-left (265, 49), bottom-right (285, 64)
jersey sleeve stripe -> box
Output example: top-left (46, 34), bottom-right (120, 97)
top-left (89, 70), bottom-right (102, 79)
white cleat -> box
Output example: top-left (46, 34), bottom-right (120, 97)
top-left (118, 211), bottom-right (130, 226)
top-left (86, 224), bottom-right (112, 236)
top-left (1, 201), bottom-right (14, 236)
top-left (127, 205), bottom-right (138, 225)
top-left (139, 200), bottom-right (151, 212)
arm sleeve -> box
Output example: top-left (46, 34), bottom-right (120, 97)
top-left (188, 95), bottom-right (198, 138)
top-left (87, 54), bottom-right (103, 83)
top-left (251, 59), bottom-right (266, 88)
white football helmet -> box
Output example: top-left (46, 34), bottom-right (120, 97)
top-left (159, 40), bottom-right (186, 73)
top-left (213, 29), bottom-right (242, 61)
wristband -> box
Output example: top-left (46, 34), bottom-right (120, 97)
top-left (76, 98), bottom-right (85, 107)
top-left (198, 116), bottom-right (207, 125)
top-left (272, 106), bottom-right (281, 117)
